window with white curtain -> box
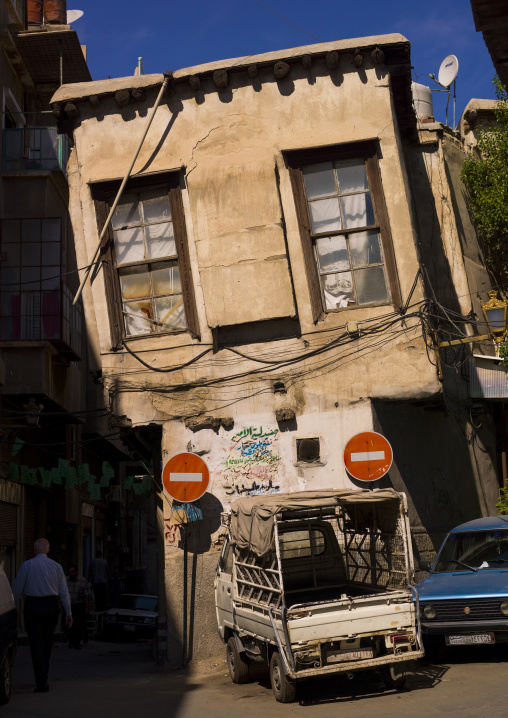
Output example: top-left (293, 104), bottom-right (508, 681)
top-left (287, 143), bottom-right (400, 320)
top-left (302, 159), bottom-right (388, 310)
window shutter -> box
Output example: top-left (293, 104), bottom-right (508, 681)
top-left (94, 199), bottom-right (124, 349)
top-left (169, 187), bottom-right (200, 339)
top-left (365, 156), bottom-right (402, 310)
top-left (288, 166), bottom-right (323, 323)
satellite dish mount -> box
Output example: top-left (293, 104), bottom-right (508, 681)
top-left (428, 55), bottom-right (459, 129)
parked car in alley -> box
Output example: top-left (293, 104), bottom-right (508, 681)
top-left (0, 565), bottom-right (17, 704)
top-left (416, 516), bottom-right (508, 657)
top-left (103, 594), bottom-right (158, 640)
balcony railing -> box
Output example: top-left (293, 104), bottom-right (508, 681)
top-left (2, 127), bottom-right (69, 175)
top-left (0, 284), bottom-right (82, 360)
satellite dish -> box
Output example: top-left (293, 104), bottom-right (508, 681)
top-left (438, 55), bottom-right (459, 88)
top-left (67, 9), bottom-right (84, 24)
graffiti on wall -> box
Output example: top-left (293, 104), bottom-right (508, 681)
top-left (164, 521), bottom-right (180, 545)
top-left (215, 425), bottom-right (287, 502)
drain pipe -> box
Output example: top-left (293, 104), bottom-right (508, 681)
top-left (73, 71), bottom-right (172, 306)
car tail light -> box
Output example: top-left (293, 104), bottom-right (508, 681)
top-left (392, 633), bottom-right (411, 644)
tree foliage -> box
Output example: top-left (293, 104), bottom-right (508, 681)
top-left (460, 78), bottom-right (508, 273)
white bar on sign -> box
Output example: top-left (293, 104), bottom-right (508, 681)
top-left (169, 472), bottom-right (202, 482)
top-left (351, 451), bottom-right (385, 462)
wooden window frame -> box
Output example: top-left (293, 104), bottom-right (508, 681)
top-left (286, 141), bottom-right (401, 323)
top-left (91, 172), bottom-right (200, 348)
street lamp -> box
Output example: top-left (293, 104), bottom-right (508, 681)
top-left (481, 290), bottom-right (507, 342)
top-left (433, 290), bottom-right (507, 380)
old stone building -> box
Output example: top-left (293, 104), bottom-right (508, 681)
top-left (51, 33), bottom-right (502, 664)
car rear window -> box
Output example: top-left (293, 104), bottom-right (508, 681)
top-left (118, 595), bottom-right (158, 611)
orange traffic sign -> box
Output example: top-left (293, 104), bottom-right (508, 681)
top-left (343, 432), bottom-right (393, 482)
top-left (162, 452), bottom-right (209, 503)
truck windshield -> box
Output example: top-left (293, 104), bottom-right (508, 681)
top-left (433, 529), bottom-right (508, 572)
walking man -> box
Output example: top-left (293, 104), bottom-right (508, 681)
top-left (66, 564), bottom-right (89, 649)
top-left (12, 538), bottom-right (72, 693)
top-left (88, 550), bottom-right (108, 611)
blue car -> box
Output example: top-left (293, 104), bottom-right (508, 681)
top-left (415, 516), bottom-right (508, 656)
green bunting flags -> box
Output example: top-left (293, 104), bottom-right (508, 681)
top-left (40, 467), bottom-right (52, 488)
top-left (5, 459), bottom-right (150, 496)
top-left (11, 437), bottom-right (25, 456)
top-left (100, 462), bottom-right (114, 487)
top-left (66, 466), bottom-right (78, 489)
top-left (78, 464), bottom-right (90, 485)
top-left (51, 467), bottom-right (62, 485)
top-left (122, 475), bottom-right (134, 490)
top-left (88, 482), bottom-right (100, 500)
top-left (132, 475), bottom-right (152, 494)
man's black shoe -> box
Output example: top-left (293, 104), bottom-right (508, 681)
top-left (34, 683), bottom-right (49, 693)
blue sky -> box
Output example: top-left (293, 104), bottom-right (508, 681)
top-left (72, 0), bottom-right (497, 124)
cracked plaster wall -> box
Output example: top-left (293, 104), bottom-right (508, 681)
top-left (69, 58), bottom-right (423, 332)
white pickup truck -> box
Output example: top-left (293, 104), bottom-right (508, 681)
top-left (215, 489), bottom-right (423, 702)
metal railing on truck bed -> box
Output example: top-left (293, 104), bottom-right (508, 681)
top-left (233, 498), bottom-right (411, 610)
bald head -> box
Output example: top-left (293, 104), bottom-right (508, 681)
top-left (34, 538), bottom-right (49, 555)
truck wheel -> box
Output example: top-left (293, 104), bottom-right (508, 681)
top-left (0, 656), bottom-right (11, 705)
top-left (270, 651), bottom-right (296, 703)
top-left (380, 664), bottom-right (406, 690)
top-left (226, 637), bottom-right (250, 684)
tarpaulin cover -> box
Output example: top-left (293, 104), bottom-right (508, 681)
top-left (230, 489), bottom-right (401, 558)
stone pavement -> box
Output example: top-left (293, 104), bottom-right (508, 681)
top-left (3, 639), bottom-right (188, 718)
top-left (3, 639), bottom-right (508, 718)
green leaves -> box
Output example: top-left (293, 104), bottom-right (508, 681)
top-left (460, 78), bottom-right (508, 271)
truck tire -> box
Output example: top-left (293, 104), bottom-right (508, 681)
top-left (0, 656), bottom-right (11, 705)
top-left (380, 663), bottom-right (406, 691)
top-left (226, 637), bottom-right (250, 684)
top-left (270, 651), bottom-right (296, 703)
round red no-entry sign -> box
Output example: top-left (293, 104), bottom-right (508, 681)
top-left (343, 432), bottom-right (393, 482)
top-left (162, 452), bottom-right (209, 502)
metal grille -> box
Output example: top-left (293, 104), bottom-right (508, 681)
top-left (235, 549), bottom-right (282, 610)
top-left (421, 598), bottom-right (507, 621)
top-left (0, 502), bottom-right (17, 546)
top-left (338, 507), bottom-right (409, 590)
top-left (277, 502), bottom-right (409, 591)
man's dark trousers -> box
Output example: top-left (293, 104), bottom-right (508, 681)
top-left (92, 583), bottom-right (107, 611)
top-left (24, 595), bottom-right (59, 689)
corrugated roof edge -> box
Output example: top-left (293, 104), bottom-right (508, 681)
top-left (51, 33), bottom-right (409, 105)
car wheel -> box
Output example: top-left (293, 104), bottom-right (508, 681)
top-left (0, 656), bottom-right (11, 705)
top-left (226, 637), bottom-right (250, 684)
top-left (380, 664), bottom-right (407, 691)
top-left (269, 651), bottom-right (296, 703)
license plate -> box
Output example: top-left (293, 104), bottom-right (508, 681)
top-left (445, 633), bottom-right (495, 646)
top-left (327, 649), bottom-right (374, 663)
top-left (123, 625), bottom-right (136, 632)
